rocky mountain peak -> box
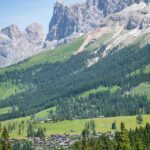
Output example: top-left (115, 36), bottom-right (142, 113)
top-left (46, 0), bottom-right (103, 41)
top-left (0, 23), bottom-right (45, 67)
top-left (55, 1), bottom-right (64, 7)
top-left (45, 0), bottom-right (150, 42)
top-left (86, 0), bottom-right (99, 7)
top-left (25, 23), bottom-right (45, 45)
top-left (1, 24), bottom-right (22, 39)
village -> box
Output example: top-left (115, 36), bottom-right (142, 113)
top-left (9, 131), bottom-right (115, 150)
top-left (28, 134), bottom-right (80, 150)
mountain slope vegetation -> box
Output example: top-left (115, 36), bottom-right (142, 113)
top-left (0, 34), bottom-right (149, 121)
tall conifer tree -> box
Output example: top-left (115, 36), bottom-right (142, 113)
top-left (1, 127), bottom-right (12, 150)
top-left (116, 122), bottom-right (131, 150)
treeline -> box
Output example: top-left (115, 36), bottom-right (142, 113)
top-left (71, 122), bottom-right (150, 150)
top-left (0, 43), bottom-right (149, 120)
top-left (54, 91), bottom-right (150, 120)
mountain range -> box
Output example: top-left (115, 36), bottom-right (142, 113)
top-left (0, 0), bottom-right (150, 68)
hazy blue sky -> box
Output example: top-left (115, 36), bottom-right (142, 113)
top-left (0, 0), bottom-right (81, 33)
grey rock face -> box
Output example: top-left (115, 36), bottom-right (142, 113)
top-left (0, 23), bottom-right (45, 67)
top-left (46, 1), bottom-right (103, 41)
top-left (25, 23), bottom-right (45, 46)
top-left (46, 0), bottom-right (150, 41)
top-left (140, 18), bottom-right (150, 29)
top-left (126, 16), bottom-right (142, 29)
top-left (98, 0), bottom-right (150, 16)
top-left (1, 24), bottom-right (22, 39)
top-left (107, 4), bottom-right (150, 30)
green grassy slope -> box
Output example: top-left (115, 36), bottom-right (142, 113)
top-left (0, 107), bottom-right (12, 115)
top-left (0, 36), bottom-right (85, 74)
top-left (128, 64), bottom-right (150, 77)
top-left (144, 65), bottom-right (150, 74)
top-left (131, 83), bottom-right (150, 100)
top-left (20, 36), bottom-right (85, 67)
top-left (79, 85), bottom-right (120, 97)
top-left (0, 81), bottom-right (24, 100)
top-left (2, 114), bottom-right (150, 139)
top-left (35, 107), bottom-right (56, 118)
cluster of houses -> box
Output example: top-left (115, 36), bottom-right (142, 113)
top-left (9, 130), bottom-right (115, 150)
top-left (27, 132), bottom-right (115, 150)
top-left (28, 134), bottom-right (81, 150)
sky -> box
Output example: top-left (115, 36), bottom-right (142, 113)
top-left (0, 0), bottom-right (81, 34)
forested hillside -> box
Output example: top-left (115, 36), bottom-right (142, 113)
top-left (0, 38), bottom-right (150, 121)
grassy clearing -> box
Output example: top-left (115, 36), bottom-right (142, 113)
top-left (35, 107), bottom-right (56, 118)
top-left (144, 65), bottom-right (150, 74)
top-left (2, 114), bottom-right (150, 139)
top-left (39, 115), bottom-right (150, 136)
top-left (80, 85), bottom-right (120, 97)
top-left (0, 81), bottom-right (24, 100)
top-left (0, 107), bottom-right (12, 115)
top-left (130, 83), bottom-right (150, 100)
top-left (127, 64), bottom-right (150, 77)
top-left (0, 36), bottom-right (85, 74)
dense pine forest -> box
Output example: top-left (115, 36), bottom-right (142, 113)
top-left (55, 92), bottom-right (149, 120)
top-left (0, 43), bottom-right (150, 121)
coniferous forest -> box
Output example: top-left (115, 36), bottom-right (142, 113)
top-left (0, 44), bottom-right (150, 121)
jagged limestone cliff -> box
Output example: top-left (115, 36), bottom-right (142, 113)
top-left (46, 0), bottom-right (150, 41)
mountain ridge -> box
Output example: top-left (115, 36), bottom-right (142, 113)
top-left (46, 0), bottom-right (150, 41)
top-left (0, 23), bottom-right (45, 67)
top-left (0, 0), bottom-right (150, 68)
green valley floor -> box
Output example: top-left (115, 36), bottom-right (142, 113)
top-left (1, 114), bottom-right (150, 139)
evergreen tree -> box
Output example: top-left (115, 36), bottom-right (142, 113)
top-left (135, 137), bottom-right (143, 150)
top-left (90, 120), bottom-right (96, 135)
top-left (81, 139), bottom-right (92, 150)
top-left (112, 121), bottom-right (117, 130)
top-left (116, 122), bottom-right (131, 150)
top-left (0, 124), bottom-right (1, 150)
top-left (82, 128), bottom-right (90, 139)
top-left (0, 123), bottom-right (2, 132)
top-left (13, 141), bottom-right (21, 150)
top-left (27, 123), bottom-right (34, 137)
top-left (1, 127), bottom-right (12, 150)
top-left (35, 127), bottom-right (45, 138)
top-left (94, 139), bottom-right (104, 150)
top-left (136, 114), bottom-right (143, 125)
top-left (22, 141), bottom-right (34, 150)
top-left (18, 124), bottom-right (21, 135)
top-left (84, 120), bottom-right (96, 136)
